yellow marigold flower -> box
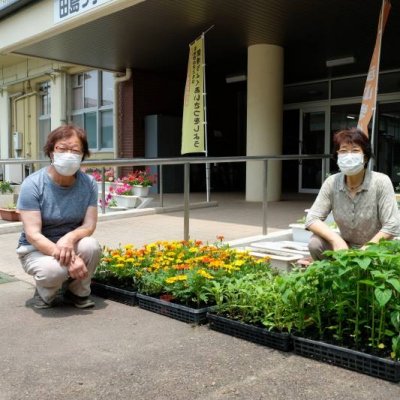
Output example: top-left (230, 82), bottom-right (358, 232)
top-left (116, 263), bottom-right (124, 268)
top-left (126, 258), bottom-right (135, 263)
top-left (165, 275), bottom-right (187, 284)
top-left (189, 247), bottom-right (198, 253)
top-left (197, 269), bottom-right (213, 279)
top-left (234, 260), bottom-right (245, 267)
top-left (146, 244), bottom-right (157, 252)
top-left (123, 244), bottom-right (134, 250)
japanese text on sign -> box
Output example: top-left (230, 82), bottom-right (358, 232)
top-left (54, 0), bottom-right (112, 23)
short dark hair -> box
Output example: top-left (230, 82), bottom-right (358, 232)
top-left (43, 125), bottom-right (90, 160)
top-left (333, 128), bottom-right (372, 167)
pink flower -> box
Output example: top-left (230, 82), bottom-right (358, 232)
top-left (114, 183), bottom-right (133, 196)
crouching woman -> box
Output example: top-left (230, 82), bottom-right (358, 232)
top-left (306, 128), bottom-right (400, 261)
top-left (16, 125), bottom-right (101, 309)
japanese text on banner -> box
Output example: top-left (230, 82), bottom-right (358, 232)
top-left (181, 37), bottom-right (205, 154)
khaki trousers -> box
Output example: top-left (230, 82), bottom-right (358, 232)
top-left (17, 237), bottom-right (101, 303)
top-left (308, 234), bottom-right (356, 261)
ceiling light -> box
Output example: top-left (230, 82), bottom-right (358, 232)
top-left (326, 57), bottom-right (356, 68)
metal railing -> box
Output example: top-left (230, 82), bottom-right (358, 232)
top-left (0, 154), bottom-right (331, 240)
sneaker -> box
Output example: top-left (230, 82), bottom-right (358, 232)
top-left (64, 290), bottom-right (95, 309)
top-left (33, 289), bottom-right (53, 309)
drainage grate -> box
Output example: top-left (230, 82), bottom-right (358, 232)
top-left (0, 272), bottom-right (17, 284)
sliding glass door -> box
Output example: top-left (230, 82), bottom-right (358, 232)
top-left (299, 107), bottom-right (329, 193)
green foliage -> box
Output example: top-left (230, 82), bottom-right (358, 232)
top-left (94, 239), bottom-right (400, 360)
top-left (285, 241), bottom-right (400, 360)
top-left (0, 181), bottom-right (13, 194)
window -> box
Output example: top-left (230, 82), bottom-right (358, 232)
top-left (38, 82), bottom-right (51, 159)
top-left (70, 70), bottom-right (114, 151)
top-left (284, 82), bottom-right (328, 104)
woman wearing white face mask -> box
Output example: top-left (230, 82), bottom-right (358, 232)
top-left (305, 128), bottom-right (400, 261)
top-left (16, 125), bottom-right (101, 309)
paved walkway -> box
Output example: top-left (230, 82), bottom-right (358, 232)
top-left (0, 192), bottom-right (399, 399)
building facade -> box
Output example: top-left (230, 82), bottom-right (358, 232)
top-left (1, 0), bottom-right (400, 198)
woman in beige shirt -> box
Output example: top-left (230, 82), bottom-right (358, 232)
top-left (306, 128), bottom-right (400, 260)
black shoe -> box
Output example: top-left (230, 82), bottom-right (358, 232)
top-left (64, 290), bottom-right (95, 309)
top-left (33, 289), bottom-right (53, 309)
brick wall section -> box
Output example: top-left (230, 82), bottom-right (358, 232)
top-left (119, 69), bottom-right (184, 177)
top-left (119, 79), bottom-right (134, 159)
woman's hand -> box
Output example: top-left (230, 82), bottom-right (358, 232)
top-left (54, 236), bottom-right (76, 266)
top-left (68, 255), bottom-right (88, 280)
top-left (330, 236), bottom-right (349, 251)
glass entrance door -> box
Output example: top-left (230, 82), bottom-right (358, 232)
top-left (376, 102), bottom-right (400, 188)
top-left (299, 108), bottom-right (329, 193)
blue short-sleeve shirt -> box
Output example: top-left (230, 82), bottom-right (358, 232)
top-left (17, 167), bottom-right (98, 246)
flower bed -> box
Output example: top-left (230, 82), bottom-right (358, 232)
top-left (94, 239), bottom-right (400, 380)
top-left (95, 239), bottom-right (271, 309)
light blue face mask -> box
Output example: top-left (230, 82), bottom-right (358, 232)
top-left (337, 152), bottom-right (365, 176)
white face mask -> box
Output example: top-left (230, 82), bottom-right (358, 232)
top-left (53, 152), bottom-right (82, 176)
top-left (337, 152), bottom-right (365, 176)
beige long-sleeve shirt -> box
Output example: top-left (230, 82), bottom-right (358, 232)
top-left (305, 170), bottom-right (400, 246)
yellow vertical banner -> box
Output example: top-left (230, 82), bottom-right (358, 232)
top-left (181, 36), bottom-right (205, 154)
top-left (357, 0), bottom-right (391, 136)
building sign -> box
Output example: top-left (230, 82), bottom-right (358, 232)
top-left (0, 0), bottom-right (35, 20)
top-left (54, 0), bottom-right (113, 23)
top-left (181, 36), bottom-right (205, 154)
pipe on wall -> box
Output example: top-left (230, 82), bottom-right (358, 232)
top-left (113, 68), bottom-right (132, 159)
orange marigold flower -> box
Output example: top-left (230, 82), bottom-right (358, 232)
top-left (174, 264), bottom-right (190, 270)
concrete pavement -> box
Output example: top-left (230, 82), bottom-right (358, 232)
top-left (0, 193), bottom-right (399, 399)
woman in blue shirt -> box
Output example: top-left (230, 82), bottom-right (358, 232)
top-left (17, 125), bottom-right (101, 309)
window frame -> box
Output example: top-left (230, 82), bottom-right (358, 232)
top-left (70, 70), bottom-right (114, 152)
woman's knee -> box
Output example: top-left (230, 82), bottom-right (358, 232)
top-left (34, 259), bottom-right (68, 286)
top-left (76, 237), bottom-right (101, 257)
top-left (308, 234), bottom-right (329, 261)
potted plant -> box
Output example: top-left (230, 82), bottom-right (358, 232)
top-left (94, 238), bottom-right (271, 324)
top-left (109, 184), bottom-right (137, 208)
top-left (286, 241), bottom-right (400, 382)
top-left (98, 193), bottom-right (127, 212)
top-left (123, 168), bottom-right (157, 197)
top-left (0, 181), bottom-right (16, 208)
top-left (0, 203), bottom-right (20, 221)
top-left (207, 270), bottom-right (292, 351)
top-left (83, 167), bottom-right (116, 193)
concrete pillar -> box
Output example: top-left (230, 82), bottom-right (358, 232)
top-left (246, 44), bottom-right (283, 201)
top-left (51, 72), bottom-right (67, 129)
top-left (0, 89), bottom-right (10, 159)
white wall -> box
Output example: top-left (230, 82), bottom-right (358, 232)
top-left (0, 0), bottom-right (144, 53)
top-left (0, 89), bottom-right (10, 159)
